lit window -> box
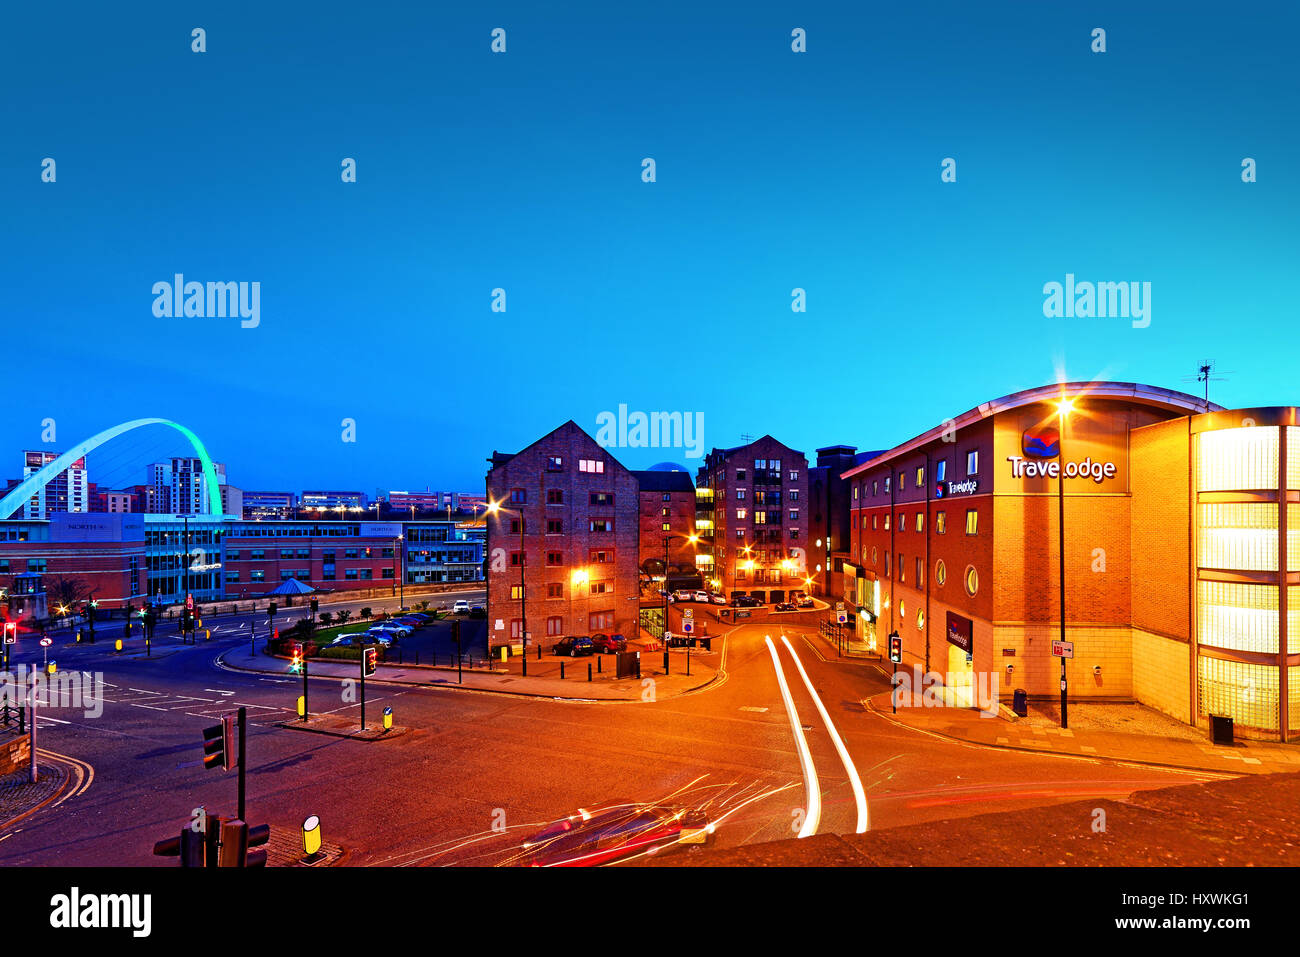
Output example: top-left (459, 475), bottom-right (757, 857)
top-left (936, 460), bottom-right (947, 482)
top-left (964, 565), bottom-right (978, 596)
top-left (966, 450), bottom-right (979, 475)
top-left (935, 559), bottom-right (946, 585)
top-left (936, 511), bottom-right (946, 534)
top-left (965, 509), bottom-right (978, 535)
top-left (915, 466), bottom-right (925, 487)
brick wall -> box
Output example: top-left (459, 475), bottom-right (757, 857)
top-left (1132, 627), bottom-right (1192, 722)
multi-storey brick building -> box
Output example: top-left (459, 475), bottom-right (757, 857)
top-left (486, 421), bottom-right (640, 650)
top-left (695, 436), bottom-right (810, 602)
top-left (839, 380), bottom-right (1300, 741)
top-left (632, 469), bottom-right (698, 586)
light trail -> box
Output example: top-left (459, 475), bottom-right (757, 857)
top-left (780, 634), bottom-right (869, 833)
top-left (764, 635), bottom-right (820, 838)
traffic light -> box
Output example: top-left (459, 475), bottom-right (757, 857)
top-left (214, 820), bottom-right (270, 867)
top-left (202, 714), bottom-right (236, 771)
top-left (451, 619), bottom-right (461, 645)
top-left (268, 602), bottom-right (278, 618)
top-left (3, 621), bottom-right (16, 643)
top-left (888, 631), bottom-right (902, 664)
top-left (289, 642), bottom-right (303, 673)
top-left (310, 598), bottom-right (319, 614)
top-left (153, 828), bottom-right (205, 867)
top-left (362, 646), bottom-right (378, 678)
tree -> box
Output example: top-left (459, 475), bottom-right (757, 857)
top-left (319, 611), bottom-right (334, 626)
top-left (360, 607), bottom-right (372, 620)
top-left (337, 609), bottom-right (352, 624)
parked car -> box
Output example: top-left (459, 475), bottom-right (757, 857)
top-left (469, 605), bottom-right (485, 616)
top-left (591, 633), bottom-right (627, 654)
top-left (671, 589), bottom-right (695, 602)
top-left (395, 616), bottom-right (424, 627)
top-left (774, 601), bottom-right (796, 612)
top-left (796, 596), bottom-right (815, 609)
top-left (732, 595), bottom-right (761, 607)
top-left (692, 590), bottom-right (710, 603)
top-left (368, 623), bottom-right (411, 639)
top-left (329, 633), bottom-right (369, 646)
top-left (407, 613), bottom-right (436, 622)
top-left (552, 636), bottom-right (595, 657)
top-left (453, 600), bottom-right (470, 614)
top-left (520, 803), bottom-right (711, 867)
top-left (708, 593), bottom-right (728, 605)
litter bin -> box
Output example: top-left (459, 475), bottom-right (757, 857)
top-left (1012, 688), bottom-right (1028, 717)
top-left (1210, 714), bottom-right (1234, 746)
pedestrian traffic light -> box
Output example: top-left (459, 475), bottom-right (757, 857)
top-left (3, 621), bottom-right (16, 643)
top-left (362, 646), bottom-right (377, 678)
top-left (202, 714), bottom-right (237, 771)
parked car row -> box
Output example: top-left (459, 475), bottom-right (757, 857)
top-left (669, 589), bottom-right (728, 605)
top-left (552, 633), bottom-right (629, 656)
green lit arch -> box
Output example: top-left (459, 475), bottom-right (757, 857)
top-left (0, 418), bottom-right (223, 520)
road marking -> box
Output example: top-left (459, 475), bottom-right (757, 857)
top-left (764, 635), bottom-right (819, 838)
top-left (204, 689), bottom-right (236, 697)
top-left (739, 706), bottom-right (769, 713)
top-left (780, 634), bottom-right (870, 834)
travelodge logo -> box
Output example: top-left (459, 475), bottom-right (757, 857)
top-left (1022, 425), bottom-right (1060, 458)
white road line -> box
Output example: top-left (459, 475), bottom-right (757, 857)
top-left (764, 635), bottom-right (820, 838)
top-left (780, 634), bottom-right (870, 834)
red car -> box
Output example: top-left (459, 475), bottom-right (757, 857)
top-left (590, 633), bottom-right (627, 654)
top-left (519, 804), bottom-right (710, 867)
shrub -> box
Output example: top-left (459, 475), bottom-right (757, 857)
top-left (319, 611), bottom-right (334, 626)
top-left (360, 607), bottom-right (372, 620)
top-left (337, 609), bottom-right (352, 624)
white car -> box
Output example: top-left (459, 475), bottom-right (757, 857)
top-left (671, 589), bottom-right (695, 602)
top-left (330, 632), bottom-right (369, 646)
top-left (693, 590), bottom-right (710, 603)
top-left (368, 623), bottom-right (410, 638)
top-left (453, 600), bottom-right (470, 613)
top-left (708, 593), bottom-right (728, 605)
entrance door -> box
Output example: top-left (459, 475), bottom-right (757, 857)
top-left (946, 643), bottom-right (975, 708)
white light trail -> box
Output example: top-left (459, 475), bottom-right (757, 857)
top-left (765, 635), bottom-right (820, 838)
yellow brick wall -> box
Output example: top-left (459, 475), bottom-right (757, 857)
top-left (1131, 628), bottom-right (1191, 722)
top-left (992, 623), bottom-right (1133, 699)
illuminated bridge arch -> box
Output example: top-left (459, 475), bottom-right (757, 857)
top-left (0, 418), bottom-right (223, 520)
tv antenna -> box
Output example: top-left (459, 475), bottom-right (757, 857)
top-left (740, 432), bottom-right (754, 444)
top-left (1180, 360), bottom-right (1231, 407)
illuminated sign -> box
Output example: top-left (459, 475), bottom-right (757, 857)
top-left (937, 479), bottom-right (978, 497)
top-left (946, 612), bottom-right (973, 653)
top-left (1007, 456), bottom-right (1117, 484)
top-left (1022, 426), bottom-right (1060, 458)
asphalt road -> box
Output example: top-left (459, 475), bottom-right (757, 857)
top-left (0, 619), bottom-right (1216, 866)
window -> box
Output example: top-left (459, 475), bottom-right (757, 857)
top-left (853, 485), bottom-right (859, 501)
top-left (546, 551), bottom-right (564, 566)
top-left (547, 519), bottom-right (563, 534)
top-left (884, 552), bottom-right (891, 577)
top-left (510, 551), bottom-right (524, 566)
top-left (546, 616), bottom-right (563, 636)
top-left (547, 583), bottom-right (563, 599)
top-left (872, 514), bottom-right (878, 530)
top-left (789, 470), bottom-right (798, 482)
top-left (736, 489), bottom-right (746, 500)
top-left (789, 510), bottom-right (799, 521)
top-left (546, 455), bottom-right (563, 471)
top-left (935, 560), bottom-right (946, 585)
top-left (736, 509), bottom-right (747, 520)
top-left (590, 492), bottom-right (614, 506)
top-left (591, 580), bottom-right (612, 595)
top-left (964, 565), bottom-right (979, 596)
top-left (871, 546), bottom-right (878, 565)
top-left (965, 509), bottom-right (978, 535)
top-left (884, 476), bottom-right (891, 493)
top-left (280, 549), bottom-right (294, 559)
top-left (662, 493), bottom-right (670, 502)
top-left (510, 488), bottom-right (527, 504)
top-left (790, 490), bottom-right (798, 502)
top-left (662, 523), bottom-right (671, 531)
top-left (899, 471), bottom-right (906, 491)
top-left (917, 609), bottom-right (925, 631)
top-left (509, 518), bottom-right (523, 534)
top-left (661, 507), bottom-right (670, 517)
top-left (915, 557), bottom-right (924, 587)
top-left (936, 459), bottom-right (947, 482)
top-left (898, 554), bottom-right (905, 583)
top-left (590, 611), bottom-right (614, 630)
top-left (915, 512), bottom-right (924, 533)
top-left (225, 570), bottom-right (240, 582)
top-left (590, 549), bottom-right (612, 563)
top-left (737, 469), bottom-right (747, 481)
top-left (380, 547), bottom-right (393, 559)
top-left (227, 549), bottom-right (240, 560)
top-left (510, 619), bottom-right (523, 639)
top-left (936, 511), bottom-right (946, 534)
top-left (884, 514), bottom-right (890, 530)
top-left (873, 480), bottom-right (879, 496)
top-left (547, 489), bottom-right (564, 504)
top-left (251, 549), bottom-right (265, 560)
top-left (966, 450), bottom-right (979, 475)
top-left (899, 600), bottom-right (906, 619)
top-left (345, 548), bottom-right (358, 559)
top-left (789, 528), bottom-right (799, 540)
top-left (250, 570), bottom-right (265, 582)
top-left (382, 567), bottom-right (395, 579)
top-left (578, 458), bottom-right (605, 473)
top-left (589, 519), bottom-right (613, 532)
top-left (511, 585), bottom-right (525, 600)
top-left (915, 466), bottom-right (925, 487)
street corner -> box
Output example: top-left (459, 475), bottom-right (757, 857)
top-left (276, 714), bottom-right (411, 741)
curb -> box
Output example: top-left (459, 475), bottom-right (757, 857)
top-left (213, 650), bottom-right (723, 704)
top-left (864, 695), bottom-right (1247, 777)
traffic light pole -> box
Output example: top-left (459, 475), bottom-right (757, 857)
top-left (301, 657), bottom-right (309, 722)
top-left (360, 662), bottom-right (366, 730)
top-left (237, 706), bottom-right (246, 822)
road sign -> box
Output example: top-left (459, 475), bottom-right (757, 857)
top-left (1051, 639), bottom-right (1075, 659)
top-left (836, 611), bottom-right (848, 624)
top-left (835, 601), bottom-right (845, 611)
top-left (39, 637), bottom-right (53, 647)
top-left (682, 620), bottom-right (694, 634)
top-left (682, 608), bottom-right (693, 619)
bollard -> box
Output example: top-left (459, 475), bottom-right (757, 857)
top-left (597, 655), bottom-right (602, 674)
top-left (433, 652), bottom-right (437, 667)
top-left (537, 645), bottom-right (541, 660)
top-left (663, 651), bottom-right (670, 675)
top-left (560, 661), bottom-right (565, 680)
top-left (415, 652), bottom-right (419, 666)
top-left (588, 662), bottom-right (592, 682)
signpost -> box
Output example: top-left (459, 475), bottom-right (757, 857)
top-left (361, 646), bottom-right (377, 729)
top-left (1050, 639), bottom-right (1074, 659)
top-left (40, 635), bottom-right (52, 672)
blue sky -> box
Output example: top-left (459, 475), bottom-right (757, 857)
top-left (2, 1), bottom-right (1296, 494)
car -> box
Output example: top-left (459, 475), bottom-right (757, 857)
top-left (796, 596), bottom-right (815, 609)
top-left (590, 633), bottom-right (627, 654)
top-left (363, 634), bottom-right (392, 647)
top-left (708, 593), bottom-right (728, 605)
top-left (732, 595), bottom-right (761, 607)
top-left (671, 589), bottom-right (695, 602)
top-left (394, 616), bottom-right (424, 627)
top-left (693, 590), bottom-right (710, 603)
top-left (406, 613), bottom-right (436, 622)
top-left (329, 632), bottom-right (369, 646)
top-left (552, 636), bottom-right (595, 657)
top-left (520, 803), bottom-right (711, 867)
top-left (453, 600), bottom-right (470, 614)
top-left (774, 601), bottom-right (796, 612)
top-left (469, 605), bottom-right (485, 615)
top-left (368, 623), bottom-right (411, 639)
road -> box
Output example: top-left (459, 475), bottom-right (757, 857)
top-left (0, 619), bottom-right (1217, 866)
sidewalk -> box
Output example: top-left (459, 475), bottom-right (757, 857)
top-left (218, 642), bottom-right (720, 702)
top-left (866, 690), bottom-right (1300, 775)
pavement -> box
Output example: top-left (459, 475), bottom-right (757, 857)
top-left (866, 689), bottom-right (1300, 775)
top-left (0, 762), bottom-right (67, 831)
top-left (217, 641), bottom-right (722, 702)
top-left (653, 769), bottom-right (1300, 866)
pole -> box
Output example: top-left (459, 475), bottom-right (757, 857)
top-left (1058, 409), bottom-right (1068, 730)
top-left (29, 667), bottom-right (38, 783)
top-left (892, 659), bottom-right (897, 714)
top-left (360, 662), bottom-right (366, 730)
top-left (237, 706), bottom-right (246, 822)
top-left (520, 508), bottom-right (527, 678)
top-left (302, 656), bottom-right (309, 722)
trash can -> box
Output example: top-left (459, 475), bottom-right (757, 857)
top-left (1210, 714), bottom-right (1234, 746)
top-left (1012, 688), bottom-right (1028, 717)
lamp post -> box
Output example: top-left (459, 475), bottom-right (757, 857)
top-left (398, 534), bottom-right (405, 610)
top-left (1057, 396), bottom-right (1074, 730)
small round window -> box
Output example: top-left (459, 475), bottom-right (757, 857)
top-left (964, 565), bottom-right (979, 596)
top-left (898, 600), bottom-right (906, 619)
top-left (917, 609), bottom-right (925, 630)
top-left (935, 559), bottom-right (946, 586)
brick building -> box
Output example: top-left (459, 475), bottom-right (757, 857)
top-left (839, 380), bottom-right (1300, 741)
top-left (695, 436), bottom-right (810, 601)
top-left (486, 422), bottom-right (640, 649)
top-left (631, 469), bottom-right (698, 586)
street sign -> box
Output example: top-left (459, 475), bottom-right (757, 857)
top-left (682, 608), bottom-right (693, 619)
top-left (39, 637), bottom-right (53, 647)
top-left (835, 601), bottom-right (845, 611)
top-left (682, 620), bottom-right (694, 634)
top-left (836, 611), bottom-right (848, 624)
top-left (1051, 639), bottom-right (1075, 659)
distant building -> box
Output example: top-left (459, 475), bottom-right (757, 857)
top-left (242, 491), bottom-right (297, 520)
top-left (631, 468), bottom-right (698, 587)
top-left (486, 421), bottom-right (640, 649)
top-left (300, 490), bottom-right (367, 516)
top-left (19, 451), bottom-right (89, 519)
top-left (388, 491), bottom-right (442, 512)
top-left (147, 458), bottom-right (227, 514)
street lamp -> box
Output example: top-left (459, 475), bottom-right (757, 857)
top-left (487, 499), bottom-right (527, 676)
top-left (1057, 396), bottom-right (1074, 729)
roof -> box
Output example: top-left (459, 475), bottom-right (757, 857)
top-left (632, 470), bottom-right (695, 493)
top-left (840, 381), bottom-right (1220, 480)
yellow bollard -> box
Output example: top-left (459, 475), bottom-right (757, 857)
top-left (76, 631), bottom-right (82, 643)
top-left (302, 815), bottom-right (322, 858)
top-left (205, 628), bottom-right (211, 641)
top-left (500, 646), bottom-right (507, 663)
top-left (297, 695), bottom-right (306, 717)
top-left (383, 707), bottom-right (393, 731)
top-left (115, 639), bottom-right (123, 653)
top-left (47, 661), bottom-right (56, 675)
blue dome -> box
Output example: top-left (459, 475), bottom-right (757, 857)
top-left (648, 461), bottom-right (686, 472)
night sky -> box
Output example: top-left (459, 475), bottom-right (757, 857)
top-left (3, 1), bottom-right (1296, 493)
